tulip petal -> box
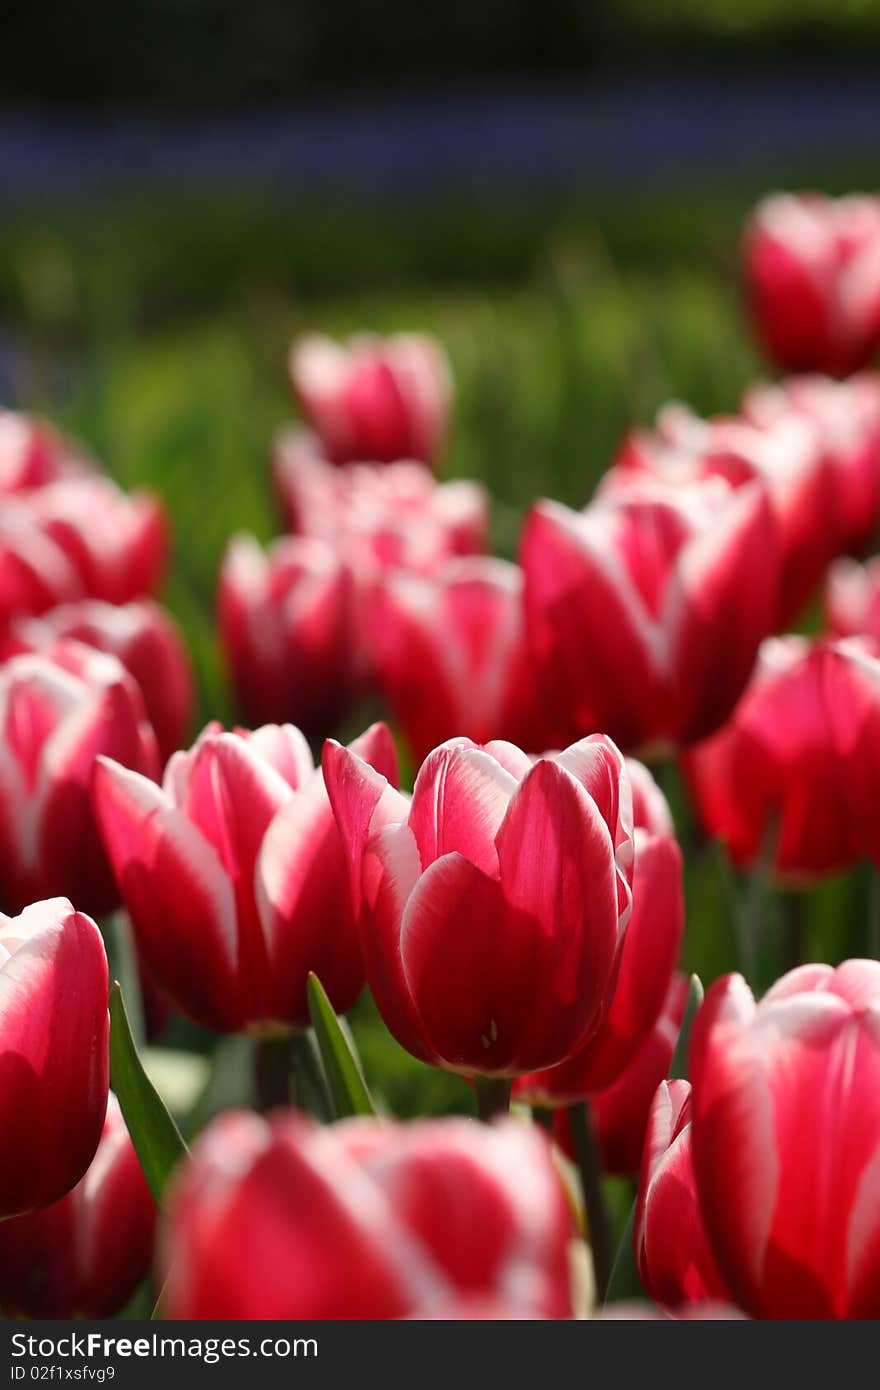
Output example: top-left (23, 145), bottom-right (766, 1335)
top-left (408, 742), bottom-right (517, 876)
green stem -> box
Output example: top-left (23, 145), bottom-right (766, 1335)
top-left (254, 1033), bottom-right (294, 1112)
top-left (291, 1030), bottom-right (333, 1122)
top-left (568, 1101), bottom-right (614, 1304)
top-left (869, 864), bottom-right (880, 960)
top-left (474, 1076), bottom-right (512, 1122)
top-left (782, 890), bottom-right (807, 974)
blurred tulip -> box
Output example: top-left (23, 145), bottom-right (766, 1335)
top-left (0, 410), bottom-right (87, 494)
top-left (0, 1093), bottom-right (154, 1316)
top-left (744, 373), bottom-right (880, 554)
top-left (522, 476), bottom-right (780, 753)
top-left (613, 402), bottom-right (832, 624)
top-left (0, 898), bottom-right (109, 1218)
top-left (627, 755), bottom-right (675, 837)
top-left (323, 732), bottom-right (633, 1076)
top-left (289, 331), bottom-right (452, 467)
top-left (743, 192), bottom-right (880, 376)
top-left (370, 557), bottom-right (567, 764)
top-left (3, 599), bottom-right (194, 763)
top-left (0, 647), bottom-right (159, 916)
top-left (684, 636), bottom-right (880, 881)
top-left (516, 828), bottom-right (684, 1101)
top-left (161, 1112), bottom-right (573, 1319)
top-left (217, 533), bottom-right (361, 735)
top-left (825, 555), bottom-right (880, 646)
top-left (642, 962), bottom-right (880, 1318)
top-left (26, 477), bottom-right (167, 605)
top-left (93, 720), bottom-right (398, 1034)
top-left (551, 972), bottom-right (688, 1176)
top-left (273, 438), bottom-right (487, 573)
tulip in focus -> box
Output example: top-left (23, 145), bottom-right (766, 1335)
top-left (684, 635), bottom-right (880, 880)
top-left (639, 961), bottom-right (880, 1319)
top-left (613, 402), bottom-right (832, 624)
top-left (2, 599), bottom-right (194, 763)
top-left (93, 720), bottom-right (398, 1034)
top-left (521, 476), bottom-right (780, 752)
top-left (0, 898), bottom-right (109, 1219)
top-left (743, 192), bottom-right (880, 376)
top-left (0, 1094), bottom-right (154, 1317)
top-left (161, 1112), bottom-right (573, 1319)
top-left (743, 373), bottom-right (880, 554)
top-left (289, 331), bottom-right (452, 467)
top-left (0, 647), bottom-right (159, 917)
top-left (323, 732), bottom-right (633, 1076)
top-left (370, 556), bottom-right (568, 764)
top-left (217, 533), bottom-right (361, 734)
top-left (273, 437), bottom-right (487, 572)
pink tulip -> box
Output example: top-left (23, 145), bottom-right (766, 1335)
top-left (641, 963), bottom-right (880, 1318)
top-left (825, 555), bottom-right (880, 647)
top-left (323, 732), bottom-right (633, 1076)
top-left (613, 402), bottom-right (832, 625)
top-left (273, 437), bottom-right (487, 573)
top-left (93, 720), bottom-right (398, 1034)
top-left (0, 647), bottom-right (159, 916)
top-left (521, 476), bottom-right (780, 753)
top-left (515, 827), bottom-right (684, 1102)
top-left (2, 599), bottom-right (194, 763)
top-left (0, 898), bottom-right (109, 1218)
top-left (0, 410), bottom-right (86, 494)
top-left (161, 1112), bottom-right (573, 1319)
top-left (684, 636), bottom-right (880, 881)
top-left (217, 533), bottom-right (361, 735)
top-left (743, 192), bottom-right (880, 376)
top-left (289, 331), bottom-right (452, 467)
top-left (0, 1094), bottom-right (154, 1316)
top-left (369, 556), bottom-right (568, 764)
top-left (743, 373), bottom-right (880, 553)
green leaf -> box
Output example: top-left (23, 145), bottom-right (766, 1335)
top-left (669, 973), bottom-right (705, 1081)
top-left (603, 1199), bottom-right (641, 1307)
top-left (307, 973), bottom-right (376, 1118)
top-left (109, 982), bottom-right (188, 1205)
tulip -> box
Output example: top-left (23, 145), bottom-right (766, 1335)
top-left (26, 477), bottom-right (167, 605)
top-left (613, 402), bottom-right (832, 625)
top-left (0, 497), bottom-right (85, 629)
top-left (289, 331), bottom-right (452, 467)
top-left (93, 720), bottom-right (398, 1034)
top-left (521, 476), bottom-right (780, 753)
top-left (217, 533), bottom-right (362, 735)
top-left (684, 635), bottom-right (880, 881)
top-left (743, 373), bottom-right (880, 554)
top-left (323, 732), bottom-right (633, 1076)
top-left (2, 599), bottom-right (194, 763)
top-left (627, 755), bottom-right (675, 838)
top-left (0, 1094), bottom-right (154, 1316)
top-left (370, 556), bottom-right (569, 764)
top-left (515, 827), bottom-right (684, 1102)
top-left (272, 437), bottom-right (488, 573)
top-left (0, 647), bottom-right (159, 917)
top-left (161, 1112), bottom-right (573, 1319)
top-left (551, 972), bottom-right (688, 1176)
top-left (0, 410), bottom-right (86, 494)
top-left (641, 962), bottom-right (880, 1318)
top-left (0, 898), bottom-right (109, 1218)
top-left (825, 555), bottom-right (880, 647)
top-left (743, 192), bottom-right (880, 376)
top-left (635, 1080), bottom-right (730, 1309)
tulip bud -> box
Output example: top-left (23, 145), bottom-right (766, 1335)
top-left (161, 1112), bottom-right (573, 1319)
top-left (289, 331), bottom-right (452, 467)
top-left (744, 372), bottom-right (880, 554)
top-left (522, 476), bottom-right (780, 753)
top-left (0, 898), bottom-right (109, 1218)
top-left (370, 557), bottom-right (567, 764)
top-left (0, 1094), bottom-right (154, 1316)
top-left (0, 647), bottom-right (159, 917)
top-left (93, 720), bottom-right (398, 1034)
top-left (323, 732), bottom-right (633, 1076)
top-left (743, 192), bottom-right (880, 377)
top-left (2, 599), bottom-right (194, 764)
top-left (684, 636), bottom-right (880, 881)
